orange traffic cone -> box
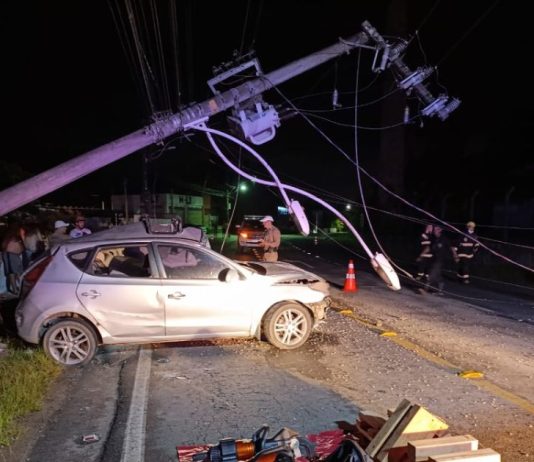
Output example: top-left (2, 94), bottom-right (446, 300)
top-left (343, 259), bottom-right (358, 293)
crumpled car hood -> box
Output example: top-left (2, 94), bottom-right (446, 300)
top-left (246, 261), bottom-right (329, 293)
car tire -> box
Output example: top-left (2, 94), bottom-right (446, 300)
top-left (263, 303), bottom-right (312, 349)
top-left (43, 318), bottom-right (98, 366)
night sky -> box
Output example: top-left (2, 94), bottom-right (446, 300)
top-left (1, 1), bottom-right (532, 225)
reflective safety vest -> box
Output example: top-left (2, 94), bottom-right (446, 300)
top-left (419, 232), bottom-right (433, 258)
top-left (454, 231), bottom-right (479, 259)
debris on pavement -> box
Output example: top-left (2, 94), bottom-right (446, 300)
top-left (81, 434), bottom-right (100, 444)
top-left (177, 400), bottom-right (502, 462)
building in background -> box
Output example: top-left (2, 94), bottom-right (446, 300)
top-left (111, 192), bottom-right (220, 232)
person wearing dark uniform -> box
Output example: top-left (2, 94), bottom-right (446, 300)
top-left (419, 225), bottom-right (457, 295)
top-left (415, 224), bottom-right (433, 281)
top-left (259, 215), bottom-right (281, 262)
top-left (453, 221), bottom-right (479, 284)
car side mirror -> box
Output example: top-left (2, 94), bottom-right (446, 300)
top-left (219, 268), bottom-right (239, 283)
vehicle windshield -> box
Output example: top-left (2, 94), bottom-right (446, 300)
top-left (241, 220), bottom-right (263, 230)
top-left (237, 261), bottom-right (267, 275)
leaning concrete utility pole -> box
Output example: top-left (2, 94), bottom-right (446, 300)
top-left (0, 32), bottom-right (370, 216)
top-left (0, 20), bottom-right (459, 216)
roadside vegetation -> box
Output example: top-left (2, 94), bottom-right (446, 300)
top-left (0, 338), bottom-right (62, 446)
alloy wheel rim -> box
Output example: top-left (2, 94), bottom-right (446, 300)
top-left (49, 326), bottom-right (90, 365)
top-left (274, 309), bottom-right (307, 345)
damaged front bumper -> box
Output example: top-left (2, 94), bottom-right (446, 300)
top-left (308, 296), bottom-right (331, 326)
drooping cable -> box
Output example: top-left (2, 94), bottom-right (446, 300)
top-left (248, 0), bottom-right (264, 52)
top-left (300, 111), bottom-right (414, 130)
top-left (296, 86), bottom-right (400, 113)
top-left (169, 0), bottom-right (182, 109)
top-left (107, 0), bottom-right (152, 115)
top-left (239, 0), bottom-right (252, 57)
top-left (202, 128), bottom-right (408, 289)
top-left (124, 0), bottom-right (157, 114)
top-left (436, 0), bottom-right (500, 67)
top-left (191, 124), bottom-right (375, 259)
top-left (219, 149), bottom-right (243, 254)
top-left (406, 0), bottom-right (442, 49)
top-left (265, 78), bottom-right (533, 274)
top-left (148, 0), bottom-right (172, 111)
top-left (352, 50), bottom-right (414, 280)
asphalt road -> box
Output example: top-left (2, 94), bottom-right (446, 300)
top-left (1, 233), bottom-right (533, 462)
top-left (274, 234), bottom-right (534, 324)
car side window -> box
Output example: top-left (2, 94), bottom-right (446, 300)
top-left (68, 250), bottom-right (91, 270)
top-left (91, 245), bottom-right (151, 278)
top-left (157, 244), bottom-right (227, 280)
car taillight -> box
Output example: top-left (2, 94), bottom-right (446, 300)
top-left (24, 255), bottom-right (53, 284)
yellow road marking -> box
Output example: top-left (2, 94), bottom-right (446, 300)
top-left (473, 379), bottom-right (534, 414)
top-left (380, 331), bottom-right (397, 337)
top-left (458, 370), bottom-right (484, 379)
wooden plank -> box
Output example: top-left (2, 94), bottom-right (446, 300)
top-left (365, 399), bottom-right (413, 458)
top-left (429, 448), bottom-right (500, 462)
top-left (407, 435), bottom-right (479, 462)
top-left (375, 404), bottom-right (423, 461)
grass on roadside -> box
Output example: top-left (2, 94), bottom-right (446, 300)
top-left (0, 339), bottom-right (62, 446)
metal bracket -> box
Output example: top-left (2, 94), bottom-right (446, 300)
top-left (208, 58), bottom-right (263, 95)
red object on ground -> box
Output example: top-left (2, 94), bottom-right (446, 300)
top-left (343, 260), bottom-right (358, 293)
top-left (176, 429), bottom-right (345, 462)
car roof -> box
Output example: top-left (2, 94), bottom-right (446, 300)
top-left (62, 222), bottom-right (206, 246)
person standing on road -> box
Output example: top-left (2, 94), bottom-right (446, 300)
top-left (69, 216), bottom-right (92, 238)
top-left (259, 215), bottom-right (281, 262)
top-left (419, 225), bottom-right (458, 295)
top-left (415, 224), bottom-right (433, 282)
top-left (453, 221), bottom-right (480, 284)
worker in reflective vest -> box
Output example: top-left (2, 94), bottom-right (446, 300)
top-left (453, 221), bottom-right (480, 284)
top-left (415, 224), bottom-right (433, 281)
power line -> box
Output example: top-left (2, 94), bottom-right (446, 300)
top-left (266, 79), bottom-right (534, 274)
top-left (436, 0), bottom-right (500, 67)
top-left (239, 0), bottom-right (251, 57)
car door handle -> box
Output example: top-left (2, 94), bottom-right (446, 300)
top-left (81, 290), bottom-right (102, 299)
top-left (168, 292), bottom-right (186, 300)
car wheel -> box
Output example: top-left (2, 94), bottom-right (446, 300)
top-left (263, 303), bottom-right (312, 349)
top-left (43, 318), bottom-right (98, 366)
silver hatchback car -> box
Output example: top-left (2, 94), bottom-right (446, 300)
top-left (15, 221), bottom-right (330, 366)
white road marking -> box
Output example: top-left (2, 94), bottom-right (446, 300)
top-left (121, 346), bottom-right (152, 462)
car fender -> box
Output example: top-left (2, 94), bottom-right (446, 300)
top-left (25, 303), bottom-right (110, 345)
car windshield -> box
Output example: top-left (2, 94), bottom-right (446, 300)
top-left (237, 261), bottom-right (267, 275)
top-left (241, 220), bottom-right (263, 230)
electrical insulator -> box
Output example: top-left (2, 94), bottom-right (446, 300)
top-left (389, 41), bottom-right (407, 61)
top-left (399, 66), bottom-right (434, 91)
top-left (438, 98), bottom-right (462, 121)
top-left (403, 105), bottom-right (410, 124)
